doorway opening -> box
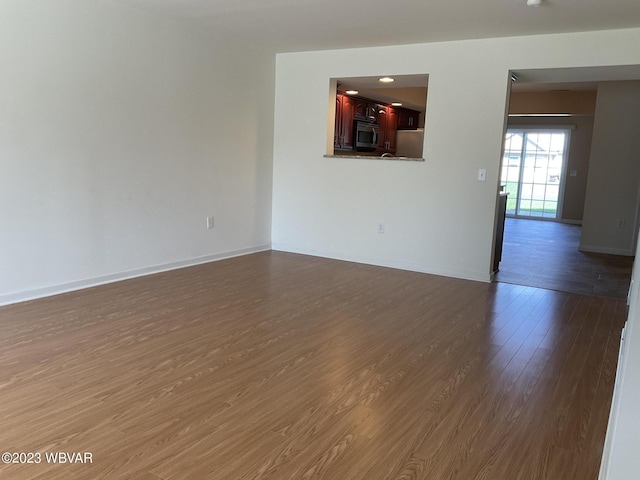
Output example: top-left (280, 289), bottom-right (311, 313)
top-left (501, 128), bottom-right (570, 220)
top-left (492, 69), bottom-right (639, 299)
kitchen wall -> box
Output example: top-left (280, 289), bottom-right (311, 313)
top-left (272, 28), bottom-right (640, 282)
top-left (0, 0), bottom-right (275, 304)
top-left (580, 81), bottom-right (640, 256)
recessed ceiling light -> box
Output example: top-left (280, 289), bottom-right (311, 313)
top-left (345, 90), bottom-right (358, 95)
top-left (526, 0), bottom-right (542, 6)
top-left (379, 77), bottom-right (395, 83)
top-left (391, 102), bottom-right (403, 106)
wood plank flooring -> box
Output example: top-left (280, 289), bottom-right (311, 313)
top-left (0, 251), bottom-right (626, 479)
top-left (495, 218), bottom-right (633, 299)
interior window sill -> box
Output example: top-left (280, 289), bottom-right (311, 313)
top-left (324, 154), bottom-right (425, 162)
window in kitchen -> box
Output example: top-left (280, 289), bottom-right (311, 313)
top-left (328, 74), bottom-right (428, 159)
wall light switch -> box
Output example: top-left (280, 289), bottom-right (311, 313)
top-left (206, 216), bottom-right (214, 229)
top-left (477, 169), bottom-right (487, 182)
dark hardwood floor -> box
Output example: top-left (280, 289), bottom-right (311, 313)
top-left (0, 251), bottom-right (626, 479)
top-left (495, 218), bottom-right (634, 299)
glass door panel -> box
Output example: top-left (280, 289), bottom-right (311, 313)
top-left (501, 132), bottom-right (524, 215)
top-left (500, 129), bottom-right (569, 219)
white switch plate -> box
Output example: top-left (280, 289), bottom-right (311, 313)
top-left (570, 169), bottom-right (577, 177)
top-left (477, 169), bottom-right (487, 182)
top-left (206, 216), bottom-right (214, 229)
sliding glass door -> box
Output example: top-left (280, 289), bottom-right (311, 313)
top-left (501, 129), bottom-right (569, 219)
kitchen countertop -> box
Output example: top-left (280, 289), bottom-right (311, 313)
top-left (324, 155), bottom-right (425, 162)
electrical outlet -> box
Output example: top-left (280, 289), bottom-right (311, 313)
top-left (617, 219), bottom-right (625, 229)
top-left (477, 169), bottom-right (487, 182)
top-left (378, 223), bottom-right (385, 234)
top-left (206, 216), bottom-right (214, 229)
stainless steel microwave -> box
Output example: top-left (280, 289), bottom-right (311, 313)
top-left (354, 121), bottom-right (379, 151)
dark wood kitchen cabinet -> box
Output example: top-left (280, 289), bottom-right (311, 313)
top-left (334, 93), bottom-right (355, 151)
top-left (377, 105), bottom-right (398, 154)
top-left (354, 99), bottom-right (378, 122)
top-left (397, 108), bottom-right (420, 130)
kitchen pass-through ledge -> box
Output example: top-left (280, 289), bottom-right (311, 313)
top-left (324, 155), bottom-right (425, 162)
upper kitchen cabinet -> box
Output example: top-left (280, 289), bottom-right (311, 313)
top-left (334, 93), bottom-right (355, 151)
top-left (377, 105), bottom-right (399, 154)
top-left (354, 99), bottom-right (378, 122)
top-left (397, 108), bottom-right (420, 130)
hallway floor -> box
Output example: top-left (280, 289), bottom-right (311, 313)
top-left (495, 218), bottom-right (634, 299)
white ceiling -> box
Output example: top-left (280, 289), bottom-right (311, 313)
top-left (336, 75), bottom-right (429, 111)
top-left (510, 65), bottom-right (640, 92)
top-left (110, 0), bottom-right (640, 53)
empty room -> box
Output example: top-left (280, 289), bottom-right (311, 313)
top-left (2, 1), bottom-right (640, 479)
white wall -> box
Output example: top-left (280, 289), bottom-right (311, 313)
top-left (0, 0), bottom-right (275, 304)
top-left (581, 81), bottom-right (640, 255)
top-left (272, 29), bottom-right (640, 282)
top-left (599, 227), bottom-right (640, 480)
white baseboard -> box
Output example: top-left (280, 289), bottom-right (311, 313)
top-left (271, 243), bottom-right (491, 283)
top-left (579, 244), bottom-right (634, 256)
top-left (0, 244), bottom-right (271, 307)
